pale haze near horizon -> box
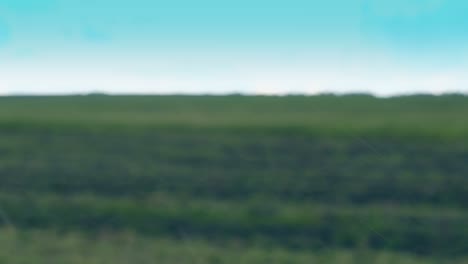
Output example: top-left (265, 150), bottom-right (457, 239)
top-left (0, 0), bottom-right (468, 96)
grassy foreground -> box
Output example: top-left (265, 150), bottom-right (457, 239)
top-left (0, 94), bottom-right (467, 262)
top-left (0, 228), bottom-right (466, 264)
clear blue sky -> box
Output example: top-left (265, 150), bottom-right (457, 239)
top-left (1, 0), bottom-right (467, 96)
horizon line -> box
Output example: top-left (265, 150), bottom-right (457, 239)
top-left (1, 91), bottom-right (467, 99)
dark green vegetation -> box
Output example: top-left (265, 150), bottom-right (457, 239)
top-left (1, 228), bottom-right (467, 264)
top-left (0, 94), bottom-right (467, 262)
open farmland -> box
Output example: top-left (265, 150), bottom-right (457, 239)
top-left (0, 94), bottom-right (467, 262)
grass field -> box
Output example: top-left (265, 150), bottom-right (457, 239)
top-left (1, 94), bottom-right (468, 137)
top-left (2, 228), bottom-right (467, 264)
top-left (0, 94), bottom-right (467, 262)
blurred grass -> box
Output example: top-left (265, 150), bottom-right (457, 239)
top-left (0, 228), bottom-right (466, 264)
top-left (1, 192), bottom-right (467, 255)
top-left (0, 94), bottom-right (467, 139)
top-left (0, 94), bottom-right (467, 262)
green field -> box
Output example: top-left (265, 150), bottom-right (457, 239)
top-left (0, 94), bottom-right (467, 262)
top-left (1, 228), bottom-right (467, 264)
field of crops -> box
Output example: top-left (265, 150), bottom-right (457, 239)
top-left (0, 94), bottom-right (467, 262)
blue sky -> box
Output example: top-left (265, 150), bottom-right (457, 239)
top-left (0, 0), bottom-right (467, 95)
